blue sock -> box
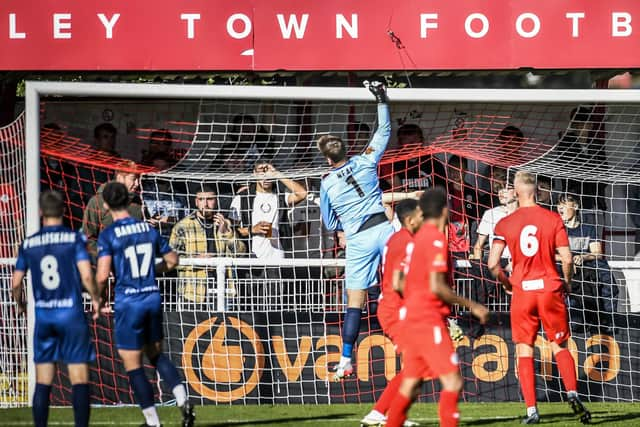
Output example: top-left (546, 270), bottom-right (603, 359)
top-left (127, 368), bottom-right (155, 410)
top-left (72, 384), bottom-right (90, 427)
top-left (342, 308), bottom-right (362, 358)
top-left (150, 353), bottom-right (182, 390)
top-left (32, 383), bottom-right (51, 427)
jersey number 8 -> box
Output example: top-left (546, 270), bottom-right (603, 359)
top-left (40, 255), bottom-right (61, 290)
top-left (520, 225), bottom-right (539, 257)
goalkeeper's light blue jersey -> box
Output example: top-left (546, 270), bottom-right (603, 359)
top-left (320, 103), bottom-right (391, 238)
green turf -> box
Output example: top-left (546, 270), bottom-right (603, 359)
top-left (3, 402), bottom-right (640, 426)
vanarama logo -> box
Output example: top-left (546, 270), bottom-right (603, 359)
top-left (182, 316), bottom-right (265, 403)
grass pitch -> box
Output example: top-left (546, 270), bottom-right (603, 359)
top-left (3, 402), bottom-right (640, 426)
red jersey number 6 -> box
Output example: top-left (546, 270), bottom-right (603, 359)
top-left (520, 225), bottom-right (539, 257)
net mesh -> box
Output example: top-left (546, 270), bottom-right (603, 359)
top-left (1, 92), bottom-right (639, 407)
top-left (0, 114), bottom-right (27, 407)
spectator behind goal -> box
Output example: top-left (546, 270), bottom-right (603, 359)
top-left (379, 123), bottom-right (446, 192)
top-left (141, 129), bottom-right (178, 166)
top-left (557, 195), bottom-right (618, 334)
top-left (170, 184), bottom-right (245, 305)
top-left (230, 160), bottom-right (307, 264)
top-left (141, 153), bottom-right (188, 240)
top-left (82, 160), bottom-right (143, 258)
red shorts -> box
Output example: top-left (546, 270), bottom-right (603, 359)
top-left (378, 298), bottom-right (402, 345)
top-left (401, 320), bottom-right (458, 379)
top-left (511, 289), bottom-right (569, 346)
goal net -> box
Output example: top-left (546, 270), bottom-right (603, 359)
top-left (1, 83), bottom-right (639, 407)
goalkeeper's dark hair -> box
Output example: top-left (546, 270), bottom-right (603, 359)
top-left (419, 187), bottom-right (448, 219)
top-left (317, 135), bottom-right (347, 163)
top-left (102, 182), bottom-right (130, 211)
top-left (39, 190), bottom-right (64, 218)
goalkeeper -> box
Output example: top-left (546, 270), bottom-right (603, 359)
top-left (318, 81), bottom-right (394, 380)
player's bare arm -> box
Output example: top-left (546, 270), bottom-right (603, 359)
top-left (95, 255), bottom-right (112, 300)
top-left (11, 269), bottom-right (26, 315)
top-left (557, 245), bottom-right (574, 293)
top-left (156, 250), bottom-right (179, 274)
top-left (77, 259), bottom-right (102, 320)
top-left (430, 271), bottom-right (489, 324)
top-left (392, 269), bottom-right (406, 295)
top-left (488, 240), bottom-right (511, 291)
top-left (381, 191), bottom-right (423, 205)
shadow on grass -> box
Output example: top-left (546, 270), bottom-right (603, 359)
top-left (586, 411), bottom-right (640, 425)
top-left (464, 416), bottom-right (521, 425)
top-left (532, 410), bottom-right (640, 425)
top-left (200, 413), bottom-right (356, 426)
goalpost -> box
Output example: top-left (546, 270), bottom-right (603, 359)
top-left (1, 81), bottom-right (638, 407)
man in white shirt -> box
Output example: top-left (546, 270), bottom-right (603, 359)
top-left (230, 160), bottom-right (307, 266)
top-left (472, 186), bottom-right (517, 261)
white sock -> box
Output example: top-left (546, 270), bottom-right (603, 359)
top-left (339, 356), bottom-right (351, 367)
top-left (142, 406), bottom-right (161, 426)
top-left (173, 384), bottom-right (187, 407)
top-left (527, 406), bottom-right (538, 417)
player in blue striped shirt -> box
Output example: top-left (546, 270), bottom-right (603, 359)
top-left (96, 182), bottom-right (194, 427)
top-left (318, 81), bottom-right (394, 380)
top-left (12, 190), bottom-right (101, 427)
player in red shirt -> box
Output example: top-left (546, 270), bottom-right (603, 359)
top-left (386, 188), bottom-right (489, 427)
top-left (360, 199), bottom-right (423, 427)
top-left (488, 171), bottom-right (591, 424)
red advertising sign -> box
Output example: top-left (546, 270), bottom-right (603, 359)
top-left (2, 0), bottom-right (639, 71)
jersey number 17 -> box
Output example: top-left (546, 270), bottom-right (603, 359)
top-left (124, 243), bottom-right (153, 278)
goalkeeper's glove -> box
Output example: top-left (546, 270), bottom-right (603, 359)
top-left (447, 317), bottom-right (464, 342)
top-left (363, 80), bottom-right (388, 103)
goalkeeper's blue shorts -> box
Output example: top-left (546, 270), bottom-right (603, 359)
top-left (345, 221), bottom-right (394, 290)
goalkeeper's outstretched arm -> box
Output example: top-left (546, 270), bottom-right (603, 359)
top-left (363, 81), bottom-right (391, 164)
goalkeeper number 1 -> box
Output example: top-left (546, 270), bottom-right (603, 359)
top-left (318, 80), bottom-right (394, 380)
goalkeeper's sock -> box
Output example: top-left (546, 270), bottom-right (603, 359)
top-left (32, 383), bottom-right (51, 427)
top-left (341, 308), bottom-right (361, 359)
top-left (386, 392), bottom-right (411, 427)
top-left (439, 390), bottom-right (460, 427)
top-left (150, 353), bottom-right (186, 406)
top-left (517, 356), bottom-right (537, 408)
top-left (556, 349), bottom-right (578, 394)
top-left (374, 370), bottom-right (403, 414)
top-left (71, 383), bottom-right (91, 427)
top-left (127, 367), bottom-right (159, 425)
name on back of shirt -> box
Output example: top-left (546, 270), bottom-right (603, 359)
top-left (114, 222), bottom-right (150, 238)
top-left (23, 232), bottom-right (75, 249)
top-left (335, 166), bottom-right (354, 179)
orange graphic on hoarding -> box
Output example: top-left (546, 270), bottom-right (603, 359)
top-left (182, 316), bottom-right (265, 402)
